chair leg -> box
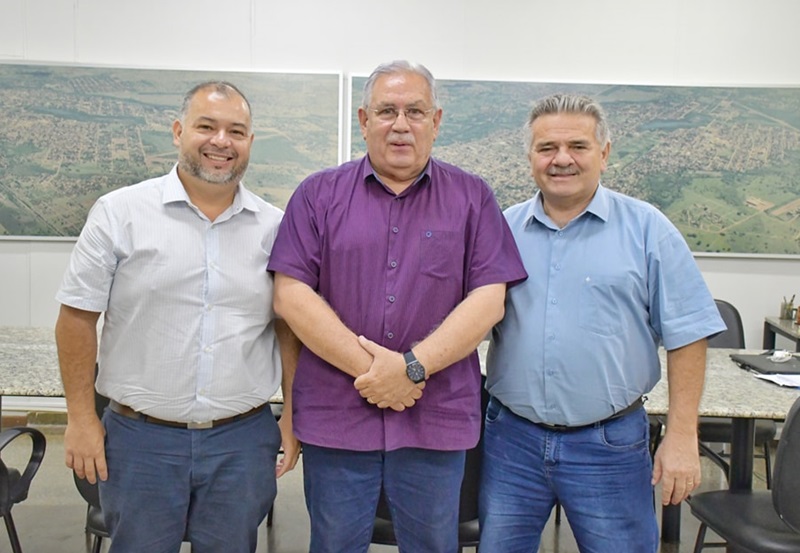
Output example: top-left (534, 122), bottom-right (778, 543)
top-left (555, 502), bottom-right (562, 525)
top-left (4, 513), bottom-right (23, 553)
top-left (267, 503), bottom-right (274, 527)
top-left (763, 442), bottom-right (773, 489)
top-left (693, 523), bottom-right (708, 553)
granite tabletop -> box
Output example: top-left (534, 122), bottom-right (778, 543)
top-left (648, 347), bottom-right (799, 419)
top-left (3, 327), bottom-right (798, 421)
top-left (478, 342), bottom-right (799, 421)
top-left (0, 326), bottom-right (64, 397)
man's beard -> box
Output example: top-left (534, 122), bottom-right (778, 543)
top-left (179, 152), bottom-right (249, 186)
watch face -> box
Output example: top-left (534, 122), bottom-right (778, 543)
top-left (406, 361), bottom-right (425, 384)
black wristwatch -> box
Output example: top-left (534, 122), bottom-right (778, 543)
top-left (403, 350), bottom-right (426, 384)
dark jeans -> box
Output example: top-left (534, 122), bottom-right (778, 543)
top-left (100, 408), bottom-right (280, 553)
top-left (302, 444), bottom-right (466, 553)
top-left (480, 398), bottom-right (659, 553)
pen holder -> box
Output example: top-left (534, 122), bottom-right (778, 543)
top-left (780, 301), bottom-right (795, 320)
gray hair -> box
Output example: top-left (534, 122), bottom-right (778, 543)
top-left (179, 81), bottom-right (252, 124)
top-left (524, 94), bottom-right (610, 153)
top-left (361, 60), bottom-right (439, 110)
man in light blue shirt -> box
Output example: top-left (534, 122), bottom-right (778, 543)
top-left (479, 94), bottom-right (726, 553)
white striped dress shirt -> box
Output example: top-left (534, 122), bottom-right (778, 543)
top-left (57, 165), bottom-right (283, 422)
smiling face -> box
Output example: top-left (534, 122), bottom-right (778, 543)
top-left (173, 86), bottom-right (253, 187)
top-left (528, 112), bottom-right (610, 212)
top-left (357, 71), bottom-right (442, 190)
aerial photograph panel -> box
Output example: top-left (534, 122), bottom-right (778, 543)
top-left (0, 63), bottom-right (340, 237)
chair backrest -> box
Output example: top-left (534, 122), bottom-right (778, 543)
top-left (772, 396), bottom-right (800, 532)
top-left (708, 299), bottom-right (745, 349)
top-left (0, 427), bottom-right (46, 510)
top-left (375, 375), bottom-right (488, 524)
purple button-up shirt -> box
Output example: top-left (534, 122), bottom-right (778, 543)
top-left (269, 156), bottom-right (527, 451)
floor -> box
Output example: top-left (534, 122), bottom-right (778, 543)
top-left (1, 423), bottom-right (770, 553)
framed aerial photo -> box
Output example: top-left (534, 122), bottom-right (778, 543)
top-left (351, 77), bottom-right (800, 256)
top-left (0, 63), bottom-right (341, 237)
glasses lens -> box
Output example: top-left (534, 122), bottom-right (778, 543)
top-left (405, 108), bottom-right (426, 121)
top-left (372, 107), bottom-right (430, 122)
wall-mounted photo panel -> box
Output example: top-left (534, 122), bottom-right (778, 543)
top-left (352, 77), bottom-right (800, 256)
top-left (0, 63), bottom-right (341, 237)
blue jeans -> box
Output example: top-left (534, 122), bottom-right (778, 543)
top-left (99, 408), bottom-right (280, 553)
top-left (479, 397), bottom-right (658, 553)
top-left (302, 444), bottom-right (466, 553)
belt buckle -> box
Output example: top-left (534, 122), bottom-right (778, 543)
top-left (187, 421), bottom-right (214, 430)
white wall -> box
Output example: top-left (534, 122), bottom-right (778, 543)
top-left (1, 0), bottom-right (800, 349)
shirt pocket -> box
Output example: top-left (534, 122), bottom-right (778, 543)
top-left (578, 274), bottom-right (629, 336)
top-left (419, 230), bottom-right (464, 279)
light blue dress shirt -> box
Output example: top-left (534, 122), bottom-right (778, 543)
top-left (487, 184), bottom-right (726, 426)
top-left (57, 165), bottom-right (284, 423)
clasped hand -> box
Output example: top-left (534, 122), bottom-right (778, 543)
top-left (353, 336), bottom-right (424, 411)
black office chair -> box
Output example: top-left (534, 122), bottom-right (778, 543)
top-left (0, 427), bottom-right (47, 553)
top-left (688, 395), bottom-right (800, 552)
top-left (698, 299), bottom-right (776, 488)
top-left (72, 391), bottom-right (111, 553)
top-left (370, 378), bottom-right (487, 551)
top-left (73, 468), bottom-right (108, 553)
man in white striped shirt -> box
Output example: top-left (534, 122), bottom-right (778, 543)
top-left (55, 81), bottom-right (299, 553)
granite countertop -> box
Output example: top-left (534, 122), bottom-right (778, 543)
top-left (478, 342), bottom-right (799, 420)
top-left (0, 326), bottom-right (64, 397)
top-left (4, 327), bottom-right (798, 420)
top-left (648, 347), bottom-right (799, 419)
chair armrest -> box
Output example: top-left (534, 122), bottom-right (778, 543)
top-left (0, 427), bottom-right (47, 503)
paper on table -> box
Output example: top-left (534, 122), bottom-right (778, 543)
top-left (753, 373), bottom-right (800, 388)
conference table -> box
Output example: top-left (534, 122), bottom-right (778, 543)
top-left (0, 326), bottom-right (286, 428)
top-left (644, 347), bottom-right (799, 547)
top-left (0, 326), bottom-right (65, 429)
top-left (4, 327), bottom-right (800, 548)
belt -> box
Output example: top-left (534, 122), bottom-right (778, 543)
top-left (109, 400), bottom-right (267, 430)
top-left (535, 397), bottom-right (645, 432)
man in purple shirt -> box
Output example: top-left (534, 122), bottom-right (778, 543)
top-left (268, 60), bottom-right (527, 553)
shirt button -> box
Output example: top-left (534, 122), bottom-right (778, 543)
top-left (392, 227), bottom-right (399, 234)
top-left (387, 332), bottom-right (394, 339)
top-left (390, 260), bottom-right (398, 268)
top-left (554, 264), bottom-right (561, 271)
top-left (551, 298), bottom-right (557, 304)
top-left (425, 231), bottom-right (432, 238)
top-left (203, 346), bottom-right (212, 353)
top-left (205, 304), bottom-right (213, 311)
top-left (388, 295), bottom-right (396, 303)
top-left (557, 231), bottom-right (563, 237)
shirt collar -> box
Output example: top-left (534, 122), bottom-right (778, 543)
top-left (362, 155), bottom-right (432, 194)
top-left (162, 164), bottom-right (259, 214)
top-left (525, 182), bottom-right (609, 228)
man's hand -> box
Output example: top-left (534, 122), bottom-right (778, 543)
top-left (651, 428), bottom-right (701, 505)
top-left (354, 336), bottom-right (424, 411)
top-left (64, 415), bottom-right (108, 484)
top-left (276, 413), bottom-right (301, 477)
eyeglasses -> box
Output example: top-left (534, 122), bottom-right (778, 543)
top-left (369, 106), bottom-right (435, 123)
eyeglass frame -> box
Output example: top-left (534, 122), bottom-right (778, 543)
top-left (367, 105), bottom-right (437, 123)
